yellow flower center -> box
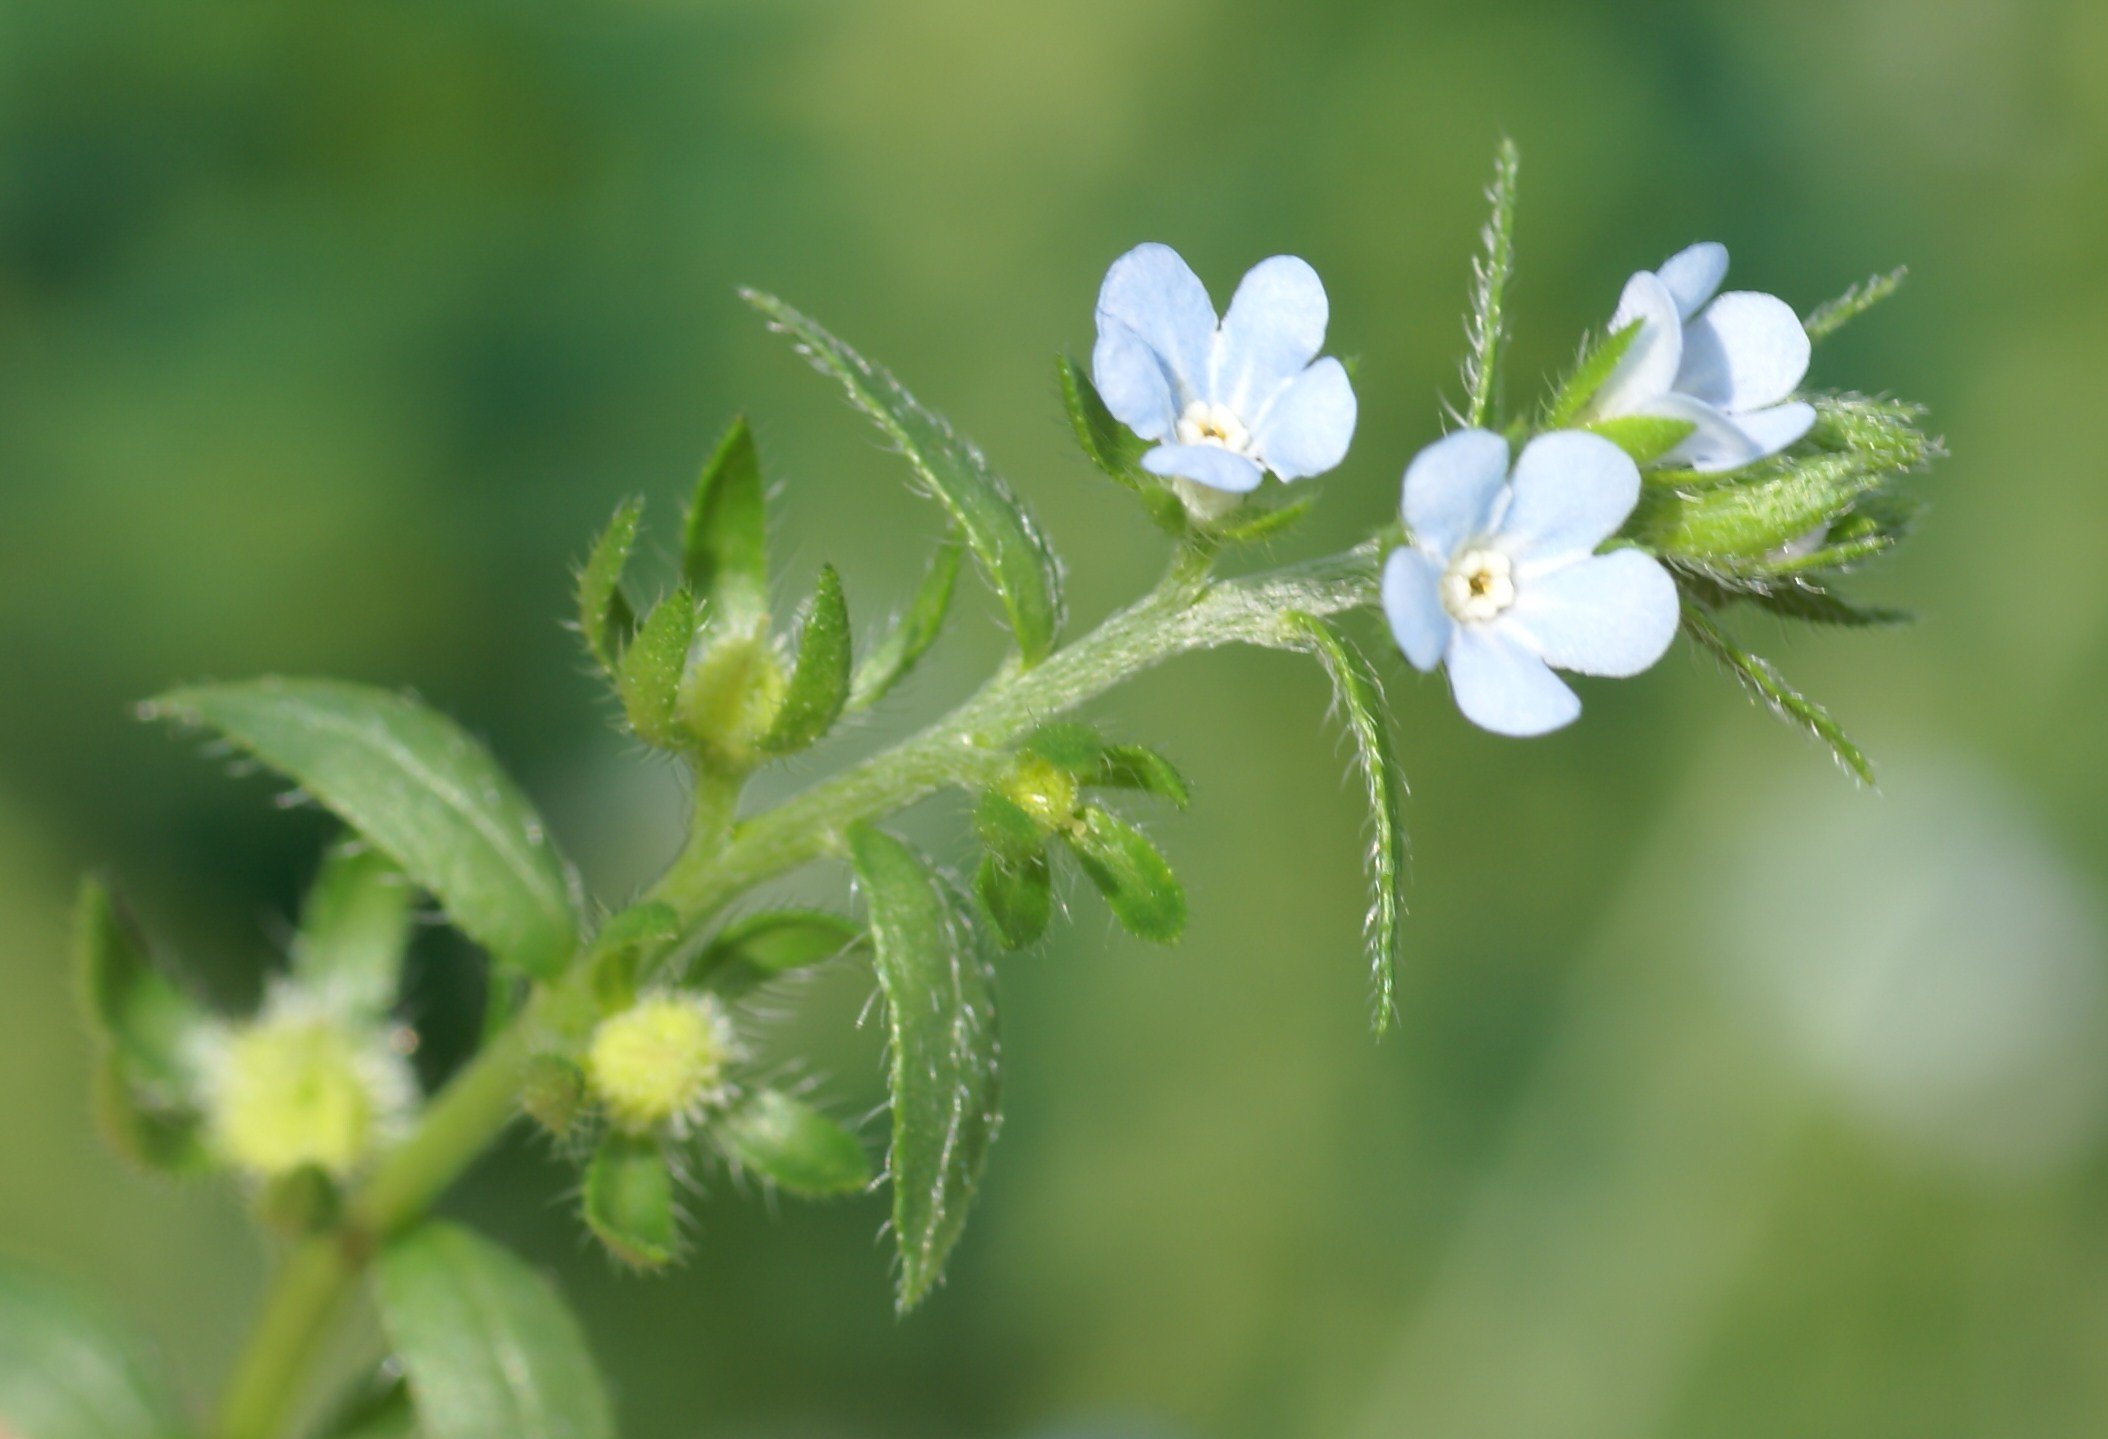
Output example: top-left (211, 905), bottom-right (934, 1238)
top-left (586, 993), bottom-right (732, 1133)
top-left (210, 1014), bottom-right (393, 1179)
top-left (1440, 547), bottom-right (1516, 623)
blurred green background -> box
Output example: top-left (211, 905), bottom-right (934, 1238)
top-left (5, 0), bottom-right (2108, 1435)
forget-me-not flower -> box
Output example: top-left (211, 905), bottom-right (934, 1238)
top-left (1588, 242), bottom-right (1814, 473)
top-left (1092, 243), bottom-right (1357, 510)
top-left (1383, 429), bottom-right (1680, 737)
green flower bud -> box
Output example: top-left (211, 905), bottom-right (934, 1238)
top-left (677, 628), bottom-right (788, 771)
top-left (202, 997), bottom-right (414, 1180)
top-left (585, 992), bottom-right (735, 1135)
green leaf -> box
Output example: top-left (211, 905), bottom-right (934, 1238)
top-left (148, 680), bottom-right (579, 980)
top-left (973, 791), bottom-right (1047, 863)
top-left (1807, 391), bottom-right (1937, 471)
top-left (845, 825), bottom-right (1002, 1311)
top-left (1056, 355), bottom-right (1188, 535)
top-left (695, 910), bottom-right (863, 998)
top-left (315, 1380), bottom-right (420, 1439)
top-left (1086, 745), bottom-right (1191, 810)
top-left (1208, 494), bottom-right (1319, 545)
top-left (975, 848), bottom-right (1052, 950)
top-left (575, 498), bottom-right (642, 677)
top-left (848, 533), bottom-right (964, 713)
top-left (1065, 807), bottom-right (1185, 945)
top-left (373, 1222), bottom-right (615, 1439)
top-left (0, 1264), bottom-right (187, 1439)
top-left (1628, 453), bottom-right (1880, 559)
top-left (1282, 613), bottom-right (1407, 1036)
top-left (292, 840), bottom-right (415, 1018)
top-left (1681, 603), bottom-right (1874, 785)
top-left (746, 291), bottom-right (1066, 663)
top-left (1679, 571), bottom-right (1910, 628)
top-left (1803, 266), bottom-right (1907, 344)
top-left (583, 1133), bottom-right (681, 1271)
top-left (617, 588), bottom-right (698, 750)
top-left (682, 415), bottom-right (769, 629)
top-left (1460, 136), bottom-right (1520, 428)
top-left (1543, 321), bottom-right (1641, 428)
top-left (715, 1089), bottom-right (872, 1197)
top-left (1584, 414), bottom-right (1696, 466)
top-left (73, 878), bottom-right (209, 1172)
top-left (761, 564), bottom-right (852, 754)
top-left (585, 901), bottom-right (681, 1012)
top-left (1020, 721), bottom-right (1105, 773)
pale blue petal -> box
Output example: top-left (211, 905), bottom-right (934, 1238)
top-left (1591, 271), bottom-right (1685, 418)
top-left (1141, 442), bottom-right (1265, 494)
top-left (1656, 242), bottom-right (1729, 320)
top-left (1676, 290), bottom-right (1810, 413)
top-left (1446, 625), bottom-right (1581, 737)
top-left (1647, 392), bottom-right (1766, 473)
top-left (1402, 428), bottom-right (1509, 558)
top-left (1091, 320), bottom-right (1179, 441)
top-left (1250, 357), bottom-right (1355, 480)
top-left (1500, 431), bottom-right (1641, 567)
top-left (1094, 243), bottom-right (1216, 405)
top-left (1382, 547), bottom-right (1451, 672)
top-left (1734, 400), bottom-right (1817, 459)
top-left (1212, 255), bottom-right (1328, 415)
top-left (1507, 550), bottom-right (1680, 677)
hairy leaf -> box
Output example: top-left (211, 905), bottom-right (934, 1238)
top-left (1804, 266), bottom-right (1908, 344)
top-left (586, 901), bottom-right (681, 1012)
top-left (715, 1089), bottom-right (872, 1197)
top-left (148, 680), bottom-right (579, 979)
top-left (1681, 603), bottom-right (1874, 785)
top-left (1209, 494), bottom-right (1319, 545)
top-left (975, 847), bottom-right (1052, 950)
top-left (0, 1264), bottom-right (186, 1439)
top-left (682, 415), bottom-right (769, 629)
top-left (1066, 807), bottom-right (1185, 945)
top-left (293, 840), bottom-right (415, 1018)
top-left (1057, 355), bottom-right (1188, 534)
top-left (1630, 453), bottom-right (1880, 560)
top-left (617, 588), bottom-right (697, 750)
top-left (1584, 415), bottom-right (1695, 466)
top-left (576, 498), bottom-right (642, 676)
top-left (583, 1133), bottom-right (681, 1271)
top-left (747, 291), bottom-right (1065, 663)
top-left (1460, 136), bottom-right (1520, 428)
top-left (1087, 744), bottom-right (1191, 810)
top-left (845, 825), bottom-right (1001, 1311)
top-left (74, 879), bottom-right (207, 1153)
top-left (374, 1222), bottom-right (615, 1439)
top-left (1282, 613), bottom-right (1407, 1035)
top-left (761, 565), bottom-right (851, 754)
top-left (848, 534), bottom-right (964, 713)
top-left (1543, 321), bottom-right (1641, 428)
top-left (695, 910), bottom-right (863, 998)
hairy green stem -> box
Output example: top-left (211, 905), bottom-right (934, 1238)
top-left (210, 540), bottom-right (1378, 1439)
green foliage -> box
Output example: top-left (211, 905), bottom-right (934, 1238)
top-left (848, 533), bottom-right (964, 712)
top-left (1087, 744), bottom-right (1191, 810)
top-left (715, 1090), bottom-right (873, 1197)
top-left (373, 1223), bottom-right (615, 1439)
top-left (760, 564), bottom-right (852, 755)
top-left (694, 910), bottom-right (863, 998)
top-left (682, 416), bottom-right (771, 631)
top-left (975, 846), bottom-right (1053, 950)
top-left (1461, 137), bottom-right (1521, 427)
top-left (1057, 355), bottom-right (1189, 534)
top-left (576, 498), bottom-right (643, 677)
top-left (1804, 266), bottom-right (1908, 343)
top-left (1020, 721), bottom-right (1106, 772)
top-left (1282, 614), bottom-right (1406, 1035)
top-left (586, 901), bottom-right (681, 1012)
top-left (845, 825), bottom-right (1001, 1311)
top-left (148, 680), bottom-right (580, 980)
top-left (0, 1263), bottom-right (187, 1439)
top-left (1068, 806), bottom-right (1186, 944)
top-left (315, 1383), bottom-right (418, 1439)
top-left (1680, 603), bottom-right (1873, 785)
top-left (1584, 414), bottom-right (1695, 466)
top-left (617, 588), bottom-right (698, 750)
top-left (974, 790), bottom-right (1048, 860)
top-left (746, 290), bottom-right (1065, 664)
top-left (1209, 494), bottom-right (1319, 545)
top-left (74, 878), bottom-right (209, 1173)
top-left (583, 1133), bottom-right (681, 1271)
top-left (1543, 321), bottom-right (1641, 427)
top-left (519, 1055), bottom-right (588, 1140)
top-left (292, 841), bottom-right (415, 1019)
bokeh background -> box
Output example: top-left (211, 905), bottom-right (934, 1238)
top-left (5, 0), bottom-right (2108, 1435)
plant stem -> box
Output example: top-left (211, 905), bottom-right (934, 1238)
top-left (209, 540), bottom-right (1378, 1439)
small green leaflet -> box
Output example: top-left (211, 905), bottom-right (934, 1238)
top-left (1067, 807), bottom-right (1185, 945)
top-left (975, 847), bottom-right (1052, 950)
top-left (714, 1089), bottom-right (872, 1197)
top-left (583, 1133), bottom-right (681, 1271)
top-left (1460, 136), bottom-right (1520, 428)
top-left (1282, 614), bottom-right (1406, 1035)
top-left (761, 564), bottom-right (852, 754)
top-left (694, 909), bottom-right (863, 998)
top-left (148, 679), bottom-right (579, 980)
top-left (0, 1263), bottom-right (187, 1439)
top-left (576, 498), bottom-right (642, 676)
top-left (1584, 415), bottom-right (1695, 466)
top-left (74, 878), bottom-right (209, 1173)
top-left (683, 415), bottom-right (770, 629)
top-left (845, 824), bottom-right (1001, 1311)
top-left (1681, 603), bottom-right (1874, 785)
top-left (373, 1222), bottom-right (615, 1439)
top-left (745, 290), bottom-right (1066, 664)
top-left (1088, 745), bottom-right (1191, 809)
top-left (1803, 266), bottom-right (1907, 344)
top-left (617, 588), bottom-right (697, 750)
top-left (292, 840), bottom-right (416, 1019)
top-left (848, 533), bottom-right (964, 713)
top-left (1056, 355), bottom-right (1188, 535)
top-left (1543, 321), bottom-right (1640, 428)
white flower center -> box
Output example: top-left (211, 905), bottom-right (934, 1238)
top-left (1440, 547), bottom-right (1516, 623)
top-left (1175, 399), bottom-right (1252, 455)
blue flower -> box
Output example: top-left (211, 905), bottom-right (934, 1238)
top-left (1383, 429), bottom-right (1680, 737)
top-left (1092, 243), bottom-right (1357, 504)
top-left (1588, 243), bottom-right (1814, 473)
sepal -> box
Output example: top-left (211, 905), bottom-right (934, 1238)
top-left (714, 1089), bottom-right (872, 1197)
top-left (583, 1131), bottom-right (682, 1270)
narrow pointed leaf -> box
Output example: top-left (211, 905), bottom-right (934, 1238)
top-left (848, 533), bottom-right (964, 713)
top-left (148, 680), bottom-right (579, 980)
top-left (973, 791), bottom-right (1046, 863)
top-left (845, 825), bottom-right (1001, 1311)
top-left (695, 910), bottom-right (863, 998)
top-left (74, 878), bottom-right (209, 1172)
top-left (583, 1133), bottom-right (681, 1271)
top-left (293, 840), bottom-right (415, 1018)
top-left (682, 416), bottom-right (769, 628)
top-left (1461, 136), bottom-right (1520, 427)
top-left (1066, 806), bottom-right (1185, 944)
top-left (618, 589), bottom-right (697, 750)
top-left (586, 901), bottom-right (681, 1012)
top-left (1584, 415), bottom-right (1696, 466)
top-left (1020, 721), bottom-right (1105, 772)
top-left (1087, 745), bottom-right (1190, 809)
top-left (1209, 494), bottom-right (1318, 545)
top-left (1057, 355), bottom-right (1187, 534)
top-left (746, 291), bottom-right (1065, 663)
top-left (1804, 266), bottom-right (1907, 344)
top-left (715, 1089), bottom-right (872, 1197)
top-left (1543, 321), bottom-right (1641, 427)
top-left (1282, 613), bottom-right (1406, 1035)
top-left (374, 1222), bottom-right (615, 1439)
top-left (0, 1264), bottom-right (187, 1439)
top-left (576, 498), bottom-right (642, 676)
top-left (761, 564), bottom-right (851, 754)
top-left (975, 848), bottom-right (1052, 950)
top-left (1681, 604), bottom-right (1874, 785)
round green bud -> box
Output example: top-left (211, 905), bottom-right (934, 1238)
top-left (1001, 754), bottom-right (1081, 835)
top-left (585, 992), bottom-right (735, 1134)
top-left (678, 629), bottom-right (788, 770)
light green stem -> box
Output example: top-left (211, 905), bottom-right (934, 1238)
top-left (209, 541), bottom-right (1378, 1439)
